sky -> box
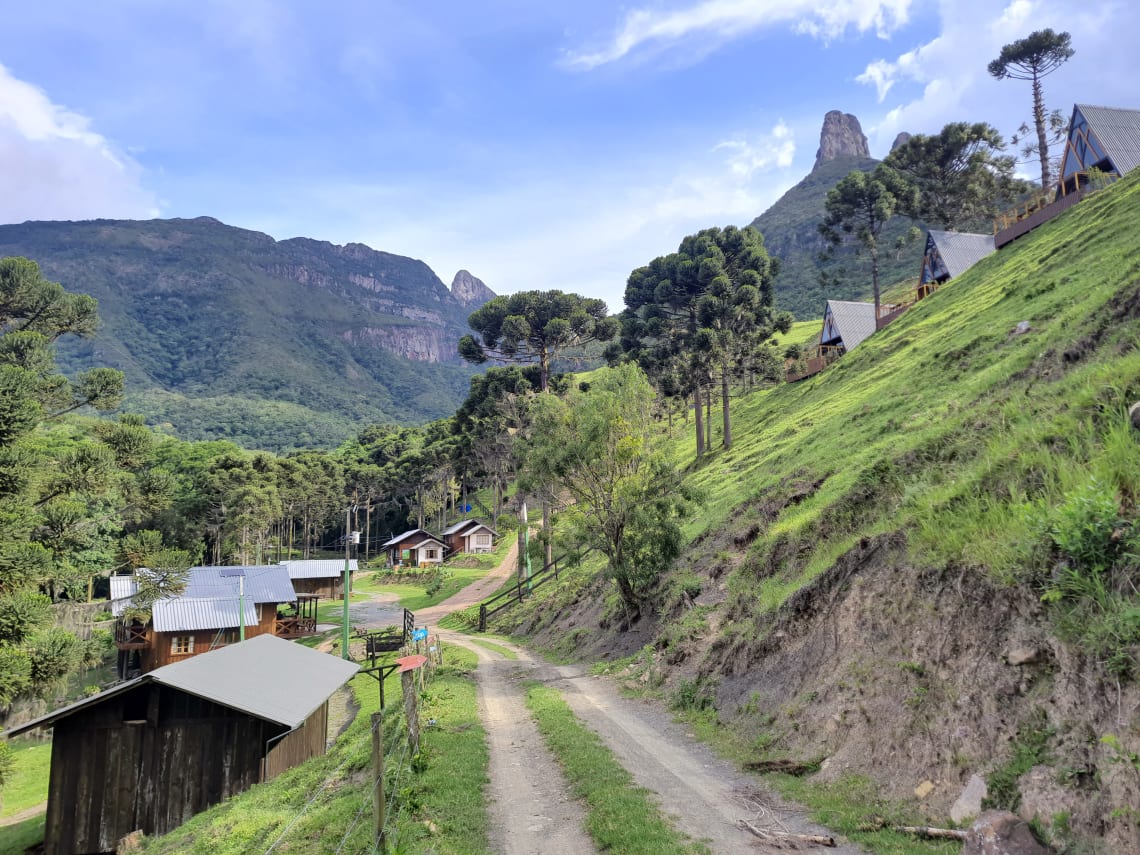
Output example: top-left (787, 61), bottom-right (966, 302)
top-left (0, 0), bottom-right (1135, 313)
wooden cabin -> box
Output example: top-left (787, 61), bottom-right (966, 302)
top-left (441, 519), bottom-right (497, 555)
top-left (112, 565), bottom-right (316, 677)
top-left (7, 635), bottom-right (359, 855)
top-left (380, 528), bottom-right (446, 568)
top-left (918, 230), bottom-right (995, 298)
top-left (281, 559), bottom-right (357, 599)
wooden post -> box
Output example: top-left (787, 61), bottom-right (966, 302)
top-left (402, 670), bottom-right (420, 753)
top-left (372, 712), bottom-right (385, 851)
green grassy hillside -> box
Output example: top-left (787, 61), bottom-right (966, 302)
top-left (515, 169), bottom-right (1140, 849)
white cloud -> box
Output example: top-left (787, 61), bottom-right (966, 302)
top-left (857, 0), bottom-right (1131, 155)
top-left (564, 0), bottom-right (913, 70)
top-left (715, 121), bottom-right (796, 178)
top-left (0, 64), bottom-right (158, 223)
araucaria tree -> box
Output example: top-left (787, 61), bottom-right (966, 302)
top-left (988, 29), bottom-right (1074, 188)
top-left (524, 364), bottom-right (692, 622)
top-left (458, 290), bottom-right (618, 392)
top-left (819, 166), bottom-right (917, 316)
top-left (885, 122), bottom-right (1017, 228)
top-left (622, 226), bottom-right (787, 456)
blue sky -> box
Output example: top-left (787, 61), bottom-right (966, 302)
top-left (0, 1), bottom-right (1134, 313)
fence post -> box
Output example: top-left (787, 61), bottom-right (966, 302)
top-left (402, 669), bottom-right (420, 753)
top-left (478, 603), bottom-right (486, 632)
top-left (372, 712), bottom-right (385, 851)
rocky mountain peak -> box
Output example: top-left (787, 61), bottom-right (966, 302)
top-left (450, 269), bottom-right (496, 308)
top-left (813, 110), bottom-right (870, 170)
top-left (891, 132), bottom-right (912, 152)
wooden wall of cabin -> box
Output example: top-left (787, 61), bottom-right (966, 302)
top-left (263, 701), bottom-right (329, 781)
top-left (41, 684), bottom-right (272, 855)
top-left (291, 577), bottom-right (342, 598)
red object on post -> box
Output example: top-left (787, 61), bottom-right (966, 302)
top-left (396, 654), bottom-right (427, 672)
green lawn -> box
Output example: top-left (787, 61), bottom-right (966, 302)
top-left (0, 815), bottom-right (44, 855)
top-left (1, 740), bottom-right (50, 818)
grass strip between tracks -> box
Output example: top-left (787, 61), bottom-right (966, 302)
top-left (525, 682), bottom-right (708, 855)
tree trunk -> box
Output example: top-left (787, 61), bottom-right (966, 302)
top-left (693, 385), bottom-right (705, 457)
top-left (871, 243), bottom-right (881, 318)
top-left (1032, 72), bottom-right (1050, 188)
top-left (539, 348), bottom-right (550, 392)
top-left (542, 500), bottom-right (552, 569)
top-left (721, 361), bottom-right (732, 450)
top-left (705, 387), bottom-right (712, 450)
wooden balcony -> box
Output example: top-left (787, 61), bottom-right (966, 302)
top-left (114, 622), bottom-right (149, 650)
top-left (274, 616), bottom-right (317, 639)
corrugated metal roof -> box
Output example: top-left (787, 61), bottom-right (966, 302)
top-left (280, 559), bottom-right (357, 580)
top-left (1078, 104), bottom-right (1140, 176)
top-left (441, 519), bottom-right (480, 535)
top-left (927, 231), bottom-right (995, 280)
top-left (410, 538), bottom-right (445, 549)
top-left (821, 300), bottom-right (878, 351)
top-left (442, 520), bottom-right (497, 537)
top-left (6, 635), bottom-right (359, 735)
top-left (186, 566), bottom-right (296, 604)
top-left (381, 528), bottom-right (430, 547)
top-left (110, 575), bottom-right (138, 616)
top-left (152, 597), bottom-right (258, 632)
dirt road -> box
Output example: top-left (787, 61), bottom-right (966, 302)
top-left (359, 543), bottom-right (859, 853)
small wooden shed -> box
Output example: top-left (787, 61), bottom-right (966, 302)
top-left (7, 635), bottom-right (359, 855)
top-left (281, 559), bottom-right (358, 598)
top-left (441, 519), bottom-right (497, 554)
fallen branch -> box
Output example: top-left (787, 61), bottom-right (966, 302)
top-left (892, 825), bottom-right (967, 841)
top-left (736, 820), bottom-right (836, 847)
top-left (744, 758), bottom-right (820, 776)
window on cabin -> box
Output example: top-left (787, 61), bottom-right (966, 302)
top-left (426, 549), bottom-right (438, 560)
top-left (476, 534), bottom-right (491, 546)
top-left (171, 635), bottom-right (194, 655)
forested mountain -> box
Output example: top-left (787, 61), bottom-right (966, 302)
top-left (0, 218), bottom-right (493, 450)
top-left (751, 113), bottom-right (925, 319)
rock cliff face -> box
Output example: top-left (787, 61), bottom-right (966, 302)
top-left (0, 216), bottom-right (482, 445)
top-left (450, 269), bottom-right (496, 308)
top-left (813, 110), bottom-right (870, 170)
top-left (891, 131), bottom-right (912, 152)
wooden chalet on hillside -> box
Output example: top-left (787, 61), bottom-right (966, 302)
top-left (441, 519), bottom-right (497, 554)
top-left (995, 103), bottom-right (1139, 247)
top-left (281, 558), bottom-right (357, 598)
top-left (8, 636), bottom-right (359, 855)
top-left (918, 230), bottom-right (995, 297)
top-left (380, 528), bottom-right (446, 568)
top-left (112, 565), bottom-right (317, 677)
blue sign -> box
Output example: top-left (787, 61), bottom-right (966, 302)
top-left (412, 627), bottom-right (429, 642)
top-left (462, 504), bottom-right (472, 513)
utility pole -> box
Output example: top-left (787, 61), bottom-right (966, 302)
top-left (343, 505), bottom-right (352, 660)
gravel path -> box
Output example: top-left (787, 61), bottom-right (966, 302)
top-left (357, 541), bottom-right (858, 853)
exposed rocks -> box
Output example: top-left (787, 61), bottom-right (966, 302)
top-left (1017, 765), bottom-right (1077, 831)
top-left (813, 110), bottom-right (870, 170)
top-left (1005, 646), bottom-right (1041, 666)
top-left (914, 779), bottom-right (935, 799)
top-left (1130, 400), bottom-right (1140, 430)
top-left (891, 131), bottom-right (912, 151)
top-left (450, 269), bottom-right (496, 308)
top-left (951, 774), bottom-right (988, 823)
top-left (964, 810), bottom-right (1052, 854)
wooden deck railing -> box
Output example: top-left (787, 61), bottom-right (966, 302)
top-left (993, 170), bottom-right (1119, 246)
top-left (114, 622), bottom-right (149, 650)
